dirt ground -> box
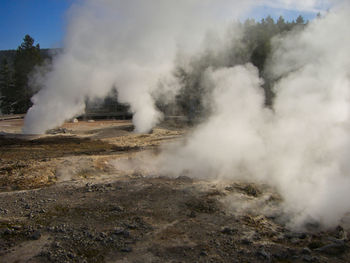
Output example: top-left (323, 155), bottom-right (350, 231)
top-left (0, 118), bottom-right (350, 263)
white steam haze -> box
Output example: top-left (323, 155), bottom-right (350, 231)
top-left (23, 0), bottom-right (334, 134)
top-left (23, 0), bottom-right (257, 134)
top-left (147, 2), bottom-right (350, 228)
top-left (22, 0), bottom-right (350, 228)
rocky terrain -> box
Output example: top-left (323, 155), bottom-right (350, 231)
top-left (0, 119), bottom-right (349, 263)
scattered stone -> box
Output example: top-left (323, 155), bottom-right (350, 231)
top-left (0, 208), bottom-right (8, 214)
top-left (256, 248), bottom-right (270, 260)
top-left (67, 252), bottom-right (76, 259)
top-left (12, 225), bottom-right (22, 231)
top-left (314, 241), bottom-right (347, 255)
top-left (31, 231), bottom-right (41, 240)
top-left (121, 247), bottom-right (132, 253)
top-left (334, 225), bottom-right (348, 240)
top-left (46, 128), bottom-right (68, 134)
top-left (113, 227), bottom-right (130, 238)
top-left (233, 183), bottom-right (262, 197)
top-left (200, 250), bottom-right (208, 256)
top-left (27, 212), bottom-right (34, 218)
top-left (285, 232), bottom-right (307, 240)
top-left (302, 255), bottom-right (315, 262)
top-left (301, 247), bottom-right (312, 255)
top-left (272, 250), bottom-right (290, 260)
top-left (111, 205), bottom-right (124, 212)
top-left (221, 227), bottom-right (237, 235)
top-left (113, 227), bottom-right (125, 235)
top-left (188, 211), bottom-right (196, 218)
top-left (241, 238), bottom-right (252, 245)
top-left (3, 228), bottom-right (12, 235)
top-left (176, 176), bottom-right (193, 183)
top-left (225, 186), bottom-right (234, 192)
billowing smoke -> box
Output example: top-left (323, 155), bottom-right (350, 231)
top-left (152, 3), bottom-right (350, 228)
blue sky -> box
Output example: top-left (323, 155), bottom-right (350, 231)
top-left (0, 0), bottom-right (326, 50)
top-left (0, 0), bottom-right (72, 50)
top-left (246, 5), bottom-right (320, 22)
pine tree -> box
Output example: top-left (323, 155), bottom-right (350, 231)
top-left (0, 59), bottom-right (15, 114)
top-left (13, 35), bottom-right (43, 113)
top-left (296, 15), bottom-right (305, 25)
top-left (277, 16), bottom-right (286, 31)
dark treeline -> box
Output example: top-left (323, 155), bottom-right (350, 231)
top-left (171, 15), bottom-right (309, 122)
top-left (0, 35), bottom-right (45, 114)
top-left (0, 35), bottom-right (123, 116)
top-left (0, 15), bottom-right (309, 117)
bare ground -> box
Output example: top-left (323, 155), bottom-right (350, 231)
top-left (0, 119), bottom-right (349, 263)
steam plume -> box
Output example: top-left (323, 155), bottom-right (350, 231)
top-left (21, 0), bottom-right (349, 228)
top-left (153, 3), bottom-right (350, 228)
top-left (23, 0), bottom-right (255, 134)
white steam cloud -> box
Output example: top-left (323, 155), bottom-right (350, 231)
top-left (23, 0), bottom-right (257, 134)
top-left (22, 0), bottom-right (349, 228)
top-left (153, 3), bottom-right (350, 228)
top-left (23, 0), bottom-right (332, 134)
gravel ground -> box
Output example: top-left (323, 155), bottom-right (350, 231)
top-left (0, 119), bottom-right (349, 263)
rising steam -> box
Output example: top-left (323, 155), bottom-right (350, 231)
top-left (23, 0), bottom-right (256, 134)
top-left (23, 0), bottom-right (330, 134)
top-left (22, 0), bottom-right (350, 228)
top-left (153, 3), bottom-right (350, 228)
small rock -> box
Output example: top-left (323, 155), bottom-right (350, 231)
top-left (241, 238), bottom-right (252, 245)
top-left (221, 227), bottom-right (236, 235)
top-left (301, 247), bottom-right (312, 255)
top-left (111, 206), bottom-right (123, 212)
top-left (200, 251), bottom-right (208, 256)
top-left (188, 211), bottom-right (196, 218)
top-left (121, 247), bottom-right (132, 252)
top-left (272, 250), bottom-right (290, 260)
top-left (334, 225), bottom-right (348, 240)
top-left (0, 208), bottom-right (8, 214)
top-left (225, 186), bottom-right (234, 192)
top-left (31, 231), bottom-right (41, 240)
top-left (113, 227), bottom-right (130, 237)
top-left (3, 228), bottom-right (12, 235)
top-left (12, 225), bottom-right (22, 231)
top-left (285, 232), bottom-right (307, 239)
top-left (302, 255), bottom-right (315, 262)
top-left (27, 212), bottom-right (34, 219)
top-left (176, 176), bottom-right (193, 183)
top-left (67, 252), bottom-right (76, 259)
top-left (257, 248), bottom-right (270, 260)
top-left (315, 241), bottom-right (347, 255)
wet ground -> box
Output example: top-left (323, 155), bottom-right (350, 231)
top-left (0, 119), bottom-right (349, 262)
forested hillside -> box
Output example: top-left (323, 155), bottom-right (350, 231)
top-left (172, 15), bottom-right (309, 122)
